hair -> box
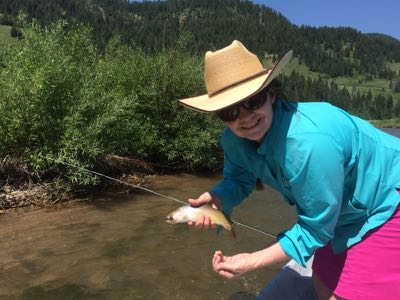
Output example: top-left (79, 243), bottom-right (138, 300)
top-left (265, 78), bottom-right (286, 100)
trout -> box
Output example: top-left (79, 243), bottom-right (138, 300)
top-left (166, 205), bottom-right (236, 238)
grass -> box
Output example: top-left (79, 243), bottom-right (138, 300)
top-left (388, 61), bottom-right (400, 74)
top-left (282, 56), bottom-right (324, 81)
top-left (0, 25), bottom-right (17, 46)
top-left (369, 118), bottom-right (400, 128)
top-left (278, 55), bottom-right (400, 104)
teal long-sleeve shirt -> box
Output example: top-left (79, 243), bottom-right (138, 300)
top-left (211, 100), bottom-right (400, 267)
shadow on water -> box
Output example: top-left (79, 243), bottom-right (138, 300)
top-left (20, 284), bottom-right (101, 300)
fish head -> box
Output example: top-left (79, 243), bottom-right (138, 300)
top-left (166, 207), bottom-right (187, 224)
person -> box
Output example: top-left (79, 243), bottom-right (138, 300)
top-left (179, 40), bottom-right (400, 299)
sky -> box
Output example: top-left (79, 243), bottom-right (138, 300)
top-left (253, 0), bottom-right (400, 40)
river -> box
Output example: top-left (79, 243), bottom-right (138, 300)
top-left (0, 175), bottom-right (296, 300)
top-left (0, 128), bottom-right (399, 300)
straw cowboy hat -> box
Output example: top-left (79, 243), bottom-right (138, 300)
top-left (179, 40), bottom-right (292, 112)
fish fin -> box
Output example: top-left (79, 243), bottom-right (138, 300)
top-left (216, 225), bottom-right (223, 235)
top-left (230, 223), bottom-right (236, 239)
top-left (222, 213), bottom-right (236, 239)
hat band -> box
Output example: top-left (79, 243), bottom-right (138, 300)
top-left (208, 69), bottom-right (268, 97)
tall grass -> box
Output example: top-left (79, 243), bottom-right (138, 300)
top-left (0, 21), bottom-right (223, 185)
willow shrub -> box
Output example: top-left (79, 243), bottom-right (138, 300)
top-left (0, 21), bottom-right (223, 184)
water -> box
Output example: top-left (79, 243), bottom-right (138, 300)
top-left (0, 174), bottom-right (296, 300)
top-left (380, 127), bottom-right (400, 138)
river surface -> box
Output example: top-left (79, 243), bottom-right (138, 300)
top-left (1, 128), bottom-right (399, 300)
top-left (0, 174), bottom-right (297, 300)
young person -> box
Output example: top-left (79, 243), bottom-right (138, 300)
top-left (179, 40), bottom-right (400, 299)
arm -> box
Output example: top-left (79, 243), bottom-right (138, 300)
top-left (187, 153), bottom-right (256, 229)
top-left (187, 129), bottom-right (256, 229)
top-left (277, 134), bottom-right (345, 266)
top-left (211, 152), bottom-right (256, 215)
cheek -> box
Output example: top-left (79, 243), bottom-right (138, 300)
top-left (226, 120), bottom-right (241, 134)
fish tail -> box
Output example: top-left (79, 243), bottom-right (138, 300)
top-left (223, 213), bottom-right (236, 239)
top-left (230, 222), bottom-right (236, 239)
top-left (216, 225), bottom-right (223, 235)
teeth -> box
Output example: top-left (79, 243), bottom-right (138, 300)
top-left (242, 119), bottom-right (259, 129)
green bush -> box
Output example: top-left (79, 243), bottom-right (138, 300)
top-left (0, 20), bottom-right (223, 185)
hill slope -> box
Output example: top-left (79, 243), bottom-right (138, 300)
top-left (0, 0), bottom-right (399, 118)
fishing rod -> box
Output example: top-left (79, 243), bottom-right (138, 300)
top-left (45, 156), bottom-right (277, 239)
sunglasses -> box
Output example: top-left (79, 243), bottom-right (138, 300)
top-left (216, 90), bottom-right (268, 122)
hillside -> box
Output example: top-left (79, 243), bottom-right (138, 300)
top-left (1, 0), bottom-right (399, 76)
top-left (0, 0), bottom-right (399, 117)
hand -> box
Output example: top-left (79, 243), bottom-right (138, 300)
top-left (187, 192), bottom-right (221, 230)
top-left (212, 250), bottom-right (256, 279)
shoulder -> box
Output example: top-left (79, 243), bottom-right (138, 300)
top-left (275, 102), bottom-right (347, 170)
top-left (278, 101), bottom-right (354, 147)
top-left (220, 128), bottom-right (259, 166)
top-left (220, 127), bottom-right (239, 148)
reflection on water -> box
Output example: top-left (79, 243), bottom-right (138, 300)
top-left (0, 174), bottom-right (296, 300)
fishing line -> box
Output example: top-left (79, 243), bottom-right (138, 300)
top-left (45, 156), bottom-right (277, 238)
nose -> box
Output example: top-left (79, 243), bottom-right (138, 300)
top-left (237, 106), bottom-right (253, 120)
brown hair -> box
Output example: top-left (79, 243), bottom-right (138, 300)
top-left (265, 78), bottom-right (286, 100)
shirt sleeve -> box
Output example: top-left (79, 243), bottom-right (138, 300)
top-left (211, 152), bottom-right (256, 215)
top-left (277, 133), bottom-right (345, 267)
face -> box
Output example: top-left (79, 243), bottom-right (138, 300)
top-left (224, 92), bottom-right (275, 143)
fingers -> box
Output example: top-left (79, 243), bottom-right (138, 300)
top-left (187, 192), bottom-right (218, 230)
top-left (187, 215), bottom-right (216, 230)
top-left (188, 195), bottom-right (210, 207)
top-left (188, 197), bottom-right (204, 207)
top-left (212, 251), bottom-right (237, 279)
top-left (213, 250), bottom-right (223, 266)
top-left (188, 191), bottom-right (215, 207)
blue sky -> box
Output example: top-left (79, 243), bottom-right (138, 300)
top-left (253, 0), bottom-right (400, 40)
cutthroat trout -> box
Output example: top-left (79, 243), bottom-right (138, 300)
top-left (166, 205), bottom-right (236, 238)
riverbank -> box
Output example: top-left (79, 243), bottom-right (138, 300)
top-left (1, 126), bottom-right (399, 213)
top-left (369, 118), bottom-right (400, 128)
top-left (0, 155), bottom-right (159, 213)
top-left (0, 173), bottom-right (157, 214)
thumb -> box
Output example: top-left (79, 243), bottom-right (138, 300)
top-left (188, 197), bottom-right (207, 207)
top-left (188, 192), bottom-right (212, 207)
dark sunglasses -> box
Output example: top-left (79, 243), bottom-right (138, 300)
top-left (216, 90), bottom-right (267, 122)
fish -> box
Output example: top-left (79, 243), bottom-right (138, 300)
top-left (166, 204), bottom-right (236, 238)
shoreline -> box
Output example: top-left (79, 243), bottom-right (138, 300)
top-left (0, 154), bottom-right (181, 213)
top-left (0, 172), bottom-right (157, 214)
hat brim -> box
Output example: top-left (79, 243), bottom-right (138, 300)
top-left (179, 49), bottom-right (293, 112)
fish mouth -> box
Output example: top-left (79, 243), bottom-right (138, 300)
top-left (166, 215), bottom-right (175, 224)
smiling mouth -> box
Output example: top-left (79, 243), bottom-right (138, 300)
top-left (240, 118), bottom-right (260, 129)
